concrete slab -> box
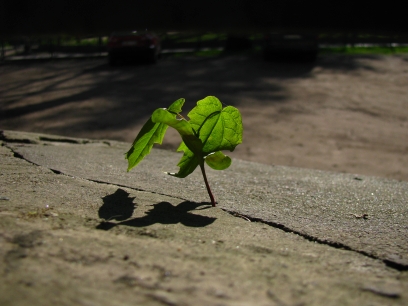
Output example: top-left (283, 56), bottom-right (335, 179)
top-left (1, 130), bottom-right (407, 305)
top-left (2, 130), bottom-right (407, 269)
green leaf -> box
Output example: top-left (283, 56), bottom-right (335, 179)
top-left (188, 96), bottom-right (243, 154)
top-left (167, 142), bottom-right (200, 178)
top-left (151, 108), bottom-right (194, 137)
top-left (205, 151), bottom-right (232, 170)
top-left (126, 98), bottom-right (185, 171)
top-left (167, 98), bottom-right (185, 114)
top-left (151, 108), bottom-right (203, 156)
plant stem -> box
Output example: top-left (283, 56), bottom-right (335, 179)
top-left (199, 162), bottom-right (216, 207)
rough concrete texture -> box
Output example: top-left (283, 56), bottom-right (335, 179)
top-left (1, 130), bottom-right (407, 305)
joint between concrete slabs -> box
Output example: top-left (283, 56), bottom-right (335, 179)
top-left (222, 208), bottom-right (408, 272)
top-left (3, 140), bottom-right (190, 202)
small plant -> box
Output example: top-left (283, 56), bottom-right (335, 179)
top-left (126, 96), bottom-right (243, 207)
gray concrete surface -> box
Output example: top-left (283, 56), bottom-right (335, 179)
top-left (1, 130), bottom-right (407, 305)
top-left (2, 130), bottom-right (407, 267)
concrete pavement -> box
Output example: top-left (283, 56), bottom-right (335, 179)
top-left (1, 130), bottom-right (407, 305)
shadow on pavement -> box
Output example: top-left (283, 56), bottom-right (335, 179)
top-left (99, 188), bottom-right (136, 221)
top-left (96, 189), bottom-right (216, 230)
top-left (0, 52), bottom-right (380, 142)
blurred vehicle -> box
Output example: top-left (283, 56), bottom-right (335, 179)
top-left (263, 33), bottom-right (318, 61)
top-left (107, 30), bottom-right (161, 64)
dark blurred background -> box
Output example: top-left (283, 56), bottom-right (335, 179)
top-left (1, 0), bottom-right (407, 36)
top-left (1, 0), bottom-right (408, 181)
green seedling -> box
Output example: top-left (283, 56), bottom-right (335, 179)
top-left (126, 96), bottom-right (243, 207)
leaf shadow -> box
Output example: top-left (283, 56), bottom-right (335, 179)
top-left (98, 188), bottom-right (136, 221)
top-left (96, 189), bottom-right (216, 230)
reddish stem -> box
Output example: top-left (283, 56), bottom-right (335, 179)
top-left (199, 163), bottom-right (216, 207)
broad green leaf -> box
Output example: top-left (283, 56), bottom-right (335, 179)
top-left (167, 98), bottom-right (185, 114)
top-left (152, 108), bottom-right (203, 155)
top-left (167, 142), bottom-right (200, 178)
top-left (126, 98), bottom-right (185, 171)
top-left (205, 151), bottom-right (232, 170)
top-left (125, 118), bottom-right (167, 172)
top-left (188, 96), bottom-right (243, 154)
top-left (152, 108), bottom-right (194, 137)
top-left (189, 96), bottom-right (222, 133)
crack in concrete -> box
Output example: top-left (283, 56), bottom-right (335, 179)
top-left (222, 208), bottom-right (408, 272)
top-left (3, 141), bottom-right (407, 272)
top-left (85, 178), bottom-right (191, 203)
top-left (4, 142), bottom-right (191, 203)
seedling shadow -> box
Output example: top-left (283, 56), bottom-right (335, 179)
top-left (96, 189), bottom-right (216, 230)
top-left (98, 188), bottom-right (136, 221)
